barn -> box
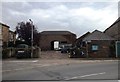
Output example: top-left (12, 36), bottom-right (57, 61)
top-left (39, 31), bottom-right (76, 51)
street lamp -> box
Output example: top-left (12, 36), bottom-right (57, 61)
top-left (29, 19), bottom-right (33, 58)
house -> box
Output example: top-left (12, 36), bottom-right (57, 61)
top-left (104, 17), bottom-right (120, 57)
top-left (39, 31), bottom-right (76, 50)
top-left (8, 30), bottom-right (16, 47)
top-left (104, 17), bottom-right (120, 41)
top-left (0, 22), bottom-right (10, 48)
top-left (82, 30), bottom-right (115, 58)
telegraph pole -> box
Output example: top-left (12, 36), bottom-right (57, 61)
top-left (86, 41), bottom-right (88, 58)
top-left (29, 19), bottom-right (33, 58)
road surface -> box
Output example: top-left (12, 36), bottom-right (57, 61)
top-left (2, 59), bottom-right (119, 82)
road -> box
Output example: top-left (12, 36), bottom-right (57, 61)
top-left (2, 59), bottom-right (119, 82)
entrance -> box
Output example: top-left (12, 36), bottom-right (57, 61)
top-left (51, 41), bottom-right (59, 50)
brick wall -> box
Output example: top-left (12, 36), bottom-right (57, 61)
top-left (2, 25), bottom-right (9, 46)
top-left (39, 34), bottom-right (76, 50)
top-left (87, 40), bottom-right (114, 58)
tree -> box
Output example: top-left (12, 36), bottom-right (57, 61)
top-left (16, 20), bottom-right (39, 46)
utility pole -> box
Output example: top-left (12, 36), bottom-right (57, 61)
top-left (86, 41), bottom-right (88, 58)
top-left (29, 19), bottom-right (33, 58)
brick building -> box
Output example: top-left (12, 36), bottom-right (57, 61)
top-left (104, 17), bottom-right (120, 57)
top-left (0, 23), bottom-right (10, 47)
top-left (39, 31), bottom-right (76, 50)
top-left (82, 30), bottom-right (115, 58)
top-left (8, 30), bottom-right (16, 47)
top-left (104, 17), bottom-right (120, 41)
top-left (76, 32), bottom-right (90, 47)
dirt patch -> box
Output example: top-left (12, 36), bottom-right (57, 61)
top-left (40, 51), bottom-right (69, 59)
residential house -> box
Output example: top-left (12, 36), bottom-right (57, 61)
top-left (0, 22), bottom-right (10, 47)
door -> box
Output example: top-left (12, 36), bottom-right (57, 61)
top-left (116, 41), bottom-right (120, 58)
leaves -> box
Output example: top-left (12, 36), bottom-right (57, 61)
top-left (16, 21), bottom-right (39, 46)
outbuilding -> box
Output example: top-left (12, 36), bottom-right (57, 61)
top-left (82, 30), bottom-right (115, 58)
top-left (39, 31), bottom-right (76, 51)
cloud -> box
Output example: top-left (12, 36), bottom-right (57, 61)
top-left (1, 2), bottom-right (118, 37)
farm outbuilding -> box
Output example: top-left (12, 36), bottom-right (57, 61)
top-left (39, 31), bottom-right (76, 51)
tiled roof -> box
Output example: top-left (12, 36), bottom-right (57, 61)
top-left (104, 17), bottom-right (120, 32)
top-left (83, 30), bottom-right (115, 41)
top-left (40, 31), bottom-right (76, 35)
top-left (77, 32), bottom-right (90, 41)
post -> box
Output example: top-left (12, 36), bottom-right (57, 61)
top-left (116, 41), bottom-right (118, 58)
top-left (86, 41), bottom-right (88, 58)
top-left (29, 19), bottom-right (33, 58)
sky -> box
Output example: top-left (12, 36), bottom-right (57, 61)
top-left (1, 1), bottom-right (119, 37)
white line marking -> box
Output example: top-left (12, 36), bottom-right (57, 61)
top-left (65, 72), bottom-right (106, 80)
top-left (6, 60), bottom-right (39, 63)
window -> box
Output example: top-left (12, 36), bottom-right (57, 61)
top-left (92, 45), bottom-right (98, 51)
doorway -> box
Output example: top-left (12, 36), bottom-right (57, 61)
top-left (51, 41), bottom-right (59, 50)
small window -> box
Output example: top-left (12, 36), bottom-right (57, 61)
top-left (92, 45), bottom-right (98, 51)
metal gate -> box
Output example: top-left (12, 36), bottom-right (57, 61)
top-left (116, 41), bottom-right (120, 58)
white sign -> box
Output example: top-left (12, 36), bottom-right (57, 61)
top-left (92, 45), bottom-right (98, 51)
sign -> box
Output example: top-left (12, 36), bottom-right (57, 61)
top-left (92, 45), bottom-right (98, 51)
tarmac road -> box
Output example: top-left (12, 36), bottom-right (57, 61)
top-left (2, 59), bottom-right (119, 82)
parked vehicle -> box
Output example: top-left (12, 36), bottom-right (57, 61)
top-left (16, 44), bottom-right (31, 58)
top-left (61, 44), bottom-right (72, 53)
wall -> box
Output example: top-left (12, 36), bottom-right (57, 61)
top-left (2, 25), bottom-right (9, 46)
top-left (87, 40), bottom-right (115, 58)
top-left (39, 34), bottom-right (76, 50)
top-left (9, 31), bottom-right (16, 44)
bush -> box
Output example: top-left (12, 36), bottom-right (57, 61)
top-left (2, 48), bottom-right (9, 59)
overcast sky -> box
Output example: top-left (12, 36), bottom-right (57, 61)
top-left (1, 1), bottom-right (118, 37)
